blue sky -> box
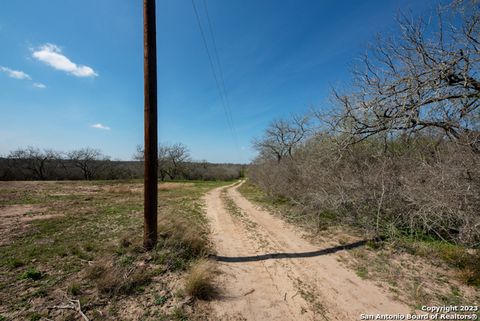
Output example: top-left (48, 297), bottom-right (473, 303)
top-left (0, 0), bottom-right (439, 163)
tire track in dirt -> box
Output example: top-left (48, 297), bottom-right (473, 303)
top-left (205, 182), bottom-right (413, 320)
top-left (205, 183), bottom-right (312, 321)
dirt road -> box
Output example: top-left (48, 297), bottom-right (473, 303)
top-left (204, 182), bottom-right (412, 321)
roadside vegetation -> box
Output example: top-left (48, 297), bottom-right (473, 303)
top-left (246, 0), bottom-right (479, 309)
top-left (239, 181), bottom-right (480, 309)
top-left (0, 180), bottom-right (228, 320)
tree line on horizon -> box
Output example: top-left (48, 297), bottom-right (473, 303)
top-left (0, 144), bottom-right (245, 181)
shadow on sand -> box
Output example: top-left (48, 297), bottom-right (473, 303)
top-left (210, 238), bottom-right (380, 263)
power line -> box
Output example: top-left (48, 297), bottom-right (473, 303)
top-left (190, 0), bottom-right (241, 157)
top-left (201, 0), bottom-right (238, 145)
top-left (190, 0), bottom-right (234, 135)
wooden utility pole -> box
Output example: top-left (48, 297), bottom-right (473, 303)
top-left (143, 0), bottom-right (158, 250)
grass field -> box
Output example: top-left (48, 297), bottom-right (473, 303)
top-left (0, 180), bottom-right (230, 321)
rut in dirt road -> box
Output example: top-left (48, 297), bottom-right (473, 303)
top-left (204, 181), bottom-right (413, 321)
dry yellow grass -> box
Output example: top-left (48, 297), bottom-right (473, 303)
top-left (184, 259), bottom-right (217, 300)
top-left (158, 215), bottom-right (209, 260)
top-left (86, 259), bottom-right (151, 296)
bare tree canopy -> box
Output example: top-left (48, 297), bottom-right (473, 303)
top-left (134, 143), bottom-right (191, 180)
top-left (249, 1), bottom-right (480, 247)
top-left (332, 1), bottom-right (480, 150)
top-left (67, 148), bottom-right (110, 180)
top-left (253, 115), bottom-right (311, 161)
top-left (1, 144), bottom-right (242, 181)
top-left (164, 143), bottom-right (190, 180)
top-left (7, 146), bottom-right (61, 180)
top-left (133, 144), bottom-right (144, 162)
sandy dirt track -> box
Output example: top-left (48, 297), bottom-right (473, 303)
top-left (204, 181), bottom-right (413, 321)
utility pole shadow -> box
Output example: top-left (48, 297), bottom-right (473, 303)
top-left (211, 238), bottom-right (380, 263)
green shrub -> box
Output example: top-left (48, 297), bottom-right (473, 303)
top-left (21, 268), bottom-right (42, 280)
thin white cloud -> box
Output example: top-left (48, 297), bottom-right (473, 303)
top-left (90, 123), bottom-right (110, 130)
top-left (32, 43), bottom-right (98, 78)
top-left (0, 66), bottom-right (31, 80)
top-left (33, 82), bottom-right (46, 89)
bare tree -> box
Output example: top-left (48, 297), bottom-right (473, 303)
top-left (249, 1), bottom-right (480, 246)
top-left (135, 143), bottom-right (191, 180)
top-left (133, 144), bottom-right (144, 161)
top-left (164, 143), bottom-right (190, 180)
top-left (253, 115), bottom-right (311, 162)
top-left (157, 145), bottom-right (170, 181)
top-left (7, 146), bottom-right (61, 180)
top-left (135, 144), bottom-right (171, 180)
top-left (67, 148), bottom-right (109, 180)
top-left (332, 1), bottom-right (480, 150)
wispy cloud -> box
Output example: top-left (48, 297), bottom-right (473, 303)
top-left (32, 43), bottom-right (98, 78)
top-left (0, 66), bottom-right (31, 80)
top-left (90, 123), bottom-right (110, 130)
top-left (33, 82), bottom-right (46, 89)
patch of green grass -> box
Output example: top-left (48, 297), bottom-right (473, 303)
top-left (318, 209), bottom-right (337, 221)
top-left (237, 181), bottom-right (288, 205)
top-left (221, 190), bottom-right (244, 219)
top-left (8, 258), bottom-right (25, 269)
top-left (356, 266), bottom-right (368, 279)
top-left (397, 237), bottom-right (480, 286)
top-left (156, 213), bottom-right (210, 270)
top-left (154, 294), bottom-right (169, 305)
top-left (238, 181), bottom-right (339, 232)
top-left (32, 288), bottom-right (48, 298)
top-left (29, 312), bottom-right (41, 321)
top-left (20, 268), bottom-right (43, 280)
top-left (117, 254), bottom-right (136, 267)
top-left (237, 181), bottom-right (272, 205)
top-left (67, 282), bottom-right (82, 296)
top-left (411, 239), bottom-right (468, 266)
top-left (83, 241), bottom-right (96, 252)
top-left (172, 307), bottom-right (189, 321)
top-left (442, 285), bottom-right (463, 306)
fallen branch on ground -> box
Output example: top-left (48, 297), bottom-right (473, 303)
top-left (50, 296), bottom-right (89, 321)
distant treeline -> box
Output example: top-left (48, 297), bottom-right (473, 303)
top-left (0, 146), bottom-right (245, 181)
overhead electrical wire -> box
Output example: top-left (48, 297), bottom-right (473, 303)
top-left (190, 0), bottom-right (236, 141)
top-left (201, 0), bottom-right (237, 138)
top-left (190, 0), bottom-right (241, 158)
